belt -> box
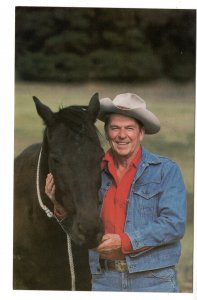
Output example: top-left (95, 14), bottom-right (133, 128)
top-left (100, 259), bottom-right (128, 273)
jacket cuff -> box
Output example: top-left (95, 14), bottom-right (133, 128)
top-left (120, 233), bottom-right (133, 254)
top-left (120, 232), bottom-right (153, 255)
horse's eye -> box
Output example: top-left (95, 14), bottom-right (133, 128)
top-left (78, 125), bottom-right (86, 137)
top-left (51, 157), bottom-right (60, 165)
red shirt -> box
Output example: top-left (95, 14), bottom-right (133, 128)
top-left (101, 146), bottom-right (150, 257)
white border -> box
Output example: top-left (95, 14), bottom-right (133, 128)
top-left (0, 1), bottom-right (196, 299)
top-left (13, 0), bottom-right (197, 9)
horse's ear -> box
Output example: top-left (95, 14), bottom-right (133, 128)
top-left (33, 96), bottom-right (54, 127)
top-left (88, 93), bottom-right (100, 123)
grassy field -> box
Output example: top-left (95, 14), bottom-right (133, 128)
top-left (15, 79), bottom-right (195, 292)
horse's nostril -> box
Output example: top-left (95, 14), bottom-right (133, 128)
top-left (78, 223), bottom-right (87, 235)
top-left (77, 221), bottom-right (102, 237)
top-left (75, 220), bottom-right (103, 248)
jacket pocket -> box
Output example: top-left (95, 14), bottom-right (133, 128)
top-left (133, 183), bottom-right (162, 224)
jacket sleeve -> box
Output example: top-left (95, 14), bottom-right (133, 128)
top-left (120, 232), bottom-right (153, 254)
top-left (126, 161), bottom-right (187, 252)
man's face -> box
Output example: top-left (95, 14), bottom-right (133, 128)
top-left (106, 114), bottom-right (144, 159)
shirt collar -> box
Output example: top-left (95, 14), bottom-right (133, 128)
top-left (101, 146), bottom-right (142, 170)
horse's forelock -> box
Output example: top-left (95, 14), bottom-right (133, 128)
top-left (53, 106), bottom-right (100, 142)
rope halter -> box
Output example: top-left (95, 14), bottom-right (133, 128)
top-left (36, 147), bottom-right (76, 291)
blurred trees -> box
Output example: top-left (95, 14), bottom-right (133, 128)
top-left (15, 7), bottom-right (196, 82)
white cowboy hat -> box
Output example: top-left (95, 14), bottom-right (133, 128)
top-left (98, 93), bottom-right (160, 134)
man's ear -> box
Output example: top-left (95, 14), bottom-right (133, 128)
top-left (140, 128), bottom-right (145, 142)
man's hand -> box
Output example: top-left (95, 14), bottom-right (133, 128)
top-left (45, 173), bottom-right (66, 218)
top-left (96, 233), bottom-right (124, 259)
top-left (45, 173), bottom-right (56, 202)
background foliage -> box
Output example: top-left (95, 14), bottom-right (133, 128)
top-left (15, 7), bottom-right (196, 83)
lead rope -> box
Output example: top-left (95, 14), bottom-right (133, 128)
top-left (36, 147), bottom-right (53, 218)
top-left (66, 234), bottom-right (76, 291)
top-left (36, 147), bottom-right (76, 291)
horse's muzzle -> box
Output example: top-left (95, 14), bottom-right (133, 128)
top-left (70, 217), bottom-right (103, 248)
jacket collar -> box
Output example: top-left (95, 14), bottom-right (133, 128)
top-left (101, 145), bottom-right (161, 174)
top-left (141, 146), bottom-right (162, 165)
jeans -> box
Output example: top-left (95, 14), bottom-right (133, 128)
top-left (91, 266), bottom-right (179, 292)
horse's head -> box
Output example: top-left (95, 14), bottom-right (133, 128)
top-left (33, 94), bottom-right (104, 248)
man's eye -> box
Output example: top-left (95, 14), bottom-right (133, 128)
top-left (111, 127), bottom-right (119, 130)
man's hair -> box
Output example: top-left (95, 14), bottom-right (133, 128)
top-left (104, 113), bottom-right (144, 133)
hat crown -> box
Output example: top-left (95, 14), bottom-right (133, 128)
top-left (98, 92), bottom-right (160, 134)
top-left (113, 93), bottom-right (146, 110)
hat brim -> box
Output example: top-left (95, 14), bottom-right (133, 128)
top-left (98, 98), bottom-right (160, 134)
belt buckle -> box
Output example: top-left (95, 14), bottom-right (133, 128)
top-left (115, 260), bottom-right (127, 272)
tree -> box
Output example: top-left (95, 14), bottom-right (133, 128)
top-left (15, 7), bottom-right (196, 82)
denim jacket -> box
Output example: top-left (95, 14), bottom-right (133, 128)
top-left (89, 147), bottom-right (187, 274)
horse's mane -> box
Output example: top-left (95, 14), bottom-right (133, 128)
top-left (42, 105), bottom-right (103, 145)
top-left (56, 105), bottom-right (89, 127)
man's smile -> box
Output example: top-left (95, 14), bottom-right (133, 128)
top-left (115, 141), bottom-right (130, 145)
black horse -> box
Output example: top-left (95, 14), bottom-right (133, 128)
top-left (13, 93), bottom-right (104, 290)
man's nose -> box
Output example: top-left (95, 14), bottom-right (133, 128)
top-left (118, 128), bottom-right (127, 138)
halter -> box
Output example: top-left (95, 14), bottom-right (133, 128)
top-left (36, 147), bottom-right (76, 291)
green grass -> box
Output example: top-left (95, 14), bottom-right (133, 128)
top-left (15, 79), bottom-right (195, 292)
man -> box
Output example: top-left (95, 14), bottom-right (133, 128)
top-left (88, 93), bottom-right (186, 292)
top-left (46, 93), bottom-right (186, 292)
